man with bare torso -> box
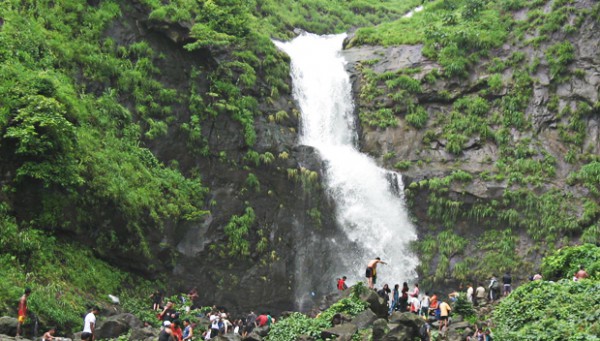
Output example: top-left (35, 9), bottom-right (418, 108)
top-left (366, 257), bottom-right (386, 289)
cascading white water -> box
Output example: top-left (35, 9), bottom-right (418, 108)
top-left (275, 33), bottom-right (419, 295)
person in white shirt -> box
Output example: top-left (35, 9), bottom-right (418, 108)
top-left (81, 307), bottom-right (99, 341)
top-left (466, 284), bottom-right (474, 303)
top-left (420, 292), bottom-right (430, 317)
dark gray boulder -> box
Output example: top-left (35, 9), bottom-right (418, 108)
top-left (350, 309), bottom-right (377, 330)
top-left (321, 323), bottom-right (358, 341)
top-left (372, 318), bottom-right (389, 341)
top-left (0, 316), bottom-right (18, 336)
top-left (244, 331), bottom-right (262, 341)
top-left (129, 326), bottom-right (157, 341)
top-left (96, 313), bottom-right (143, 339)
top-left (384, 313), bottom-right (424, 341)
top-left (361, 290), bottom-right (389, 318)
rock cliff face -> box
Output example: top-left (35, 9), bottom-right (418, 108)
top-left (96, 2), bottom-right (347, 313)
top-left (341, 0), bottom-right (600, 288)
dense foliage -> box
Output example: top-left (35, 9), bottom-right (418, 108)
top-left (266, 289), bottom-right (368, 341)
top-left (493, 278), bottom-right (600, 340)
top-left (0, 203), bottom-right (155, 331)
top-left (541, 244), bottom-right (600, 281)
top-left (493, 245), bottom-right (600, 340)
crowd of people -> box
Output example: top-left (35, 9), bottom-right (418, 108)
top-left (153, 294), bottom-right (276, 341)
top-left (14, 261), bottom-right (591, 341)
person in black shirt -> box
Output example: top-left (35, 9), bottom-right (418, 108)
top-left (502, 272), bottom-right (512, 296)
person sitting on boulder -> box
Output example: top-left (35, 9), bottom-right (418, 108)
top-left (42, 327), bottom-right (57, 341)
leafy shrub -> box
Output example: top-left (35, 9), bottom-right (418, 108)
top-left (451, 293), bottom-right (475, 318)
top-left (266, 296), bottom-right (368, 341)
top-left (541, 244), bottom-right (600, 281)
top-left (493, 279), bottom-right (600, 340)
top-left (406, 105), bottom-right (429, 129)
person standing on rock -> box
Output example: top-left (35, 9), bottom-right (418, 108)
top-left (475, 284), bottom-right (486, 306)
top-left (158, 321), bottom-right (174, 341)
top-left (420, 292), bottom-right (430, 317)
top-left (366, 257), bottom-right (386, 289)
top-left (182, 319), bottom-right (193, 341)
top-left (466, 283), bottom-right (474, 303)
top-left (502, 272), bottom-right (512, 296)
top-left (438, 300), bottom-right (451, 331)
top-left (81, 306), bottom-right (99, 341)
top-left (16, 287), bottom-right (31, 337)
top-left (389, 284), bottom-right (400, 315)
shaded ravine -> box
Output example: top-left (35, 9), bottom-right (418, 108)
top-left (275, 33), bottom-right (419, 309)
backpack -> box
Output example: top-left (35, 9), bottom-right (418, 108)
top-left (491, 280), bottom-right (500, 290)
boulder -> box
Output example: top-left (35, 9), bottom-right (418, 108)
top-left (372, 318), bottom-right (389, 341)
top-left (449, 321), bottom-right (471, 331)
top-left (321, 323), bottom-right (358, 341)
top-left (384, 313), bottom-right (424, 341)
top-left (129, 326), bottom-right (157, 341)
top-left (244, 331), bottom-right (262, 341)
top-left (96, 313), bottom-right (143, 339)
top-left (350, 309), bottom-right (377, 330)
top-left (0, 335), bottom-right (33, 341)
top-left (253, 326), bottom-right (270, 337)
top-left (360, 290), bottom-right (389, 318)
top-left (388, 312), bottom-right (422, 336)
top-left (214, 334), bottom-right (242, 341)
top-left (0, 316), bottom-right (18, 336)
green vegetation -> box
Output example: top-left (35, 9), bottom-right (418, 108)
top-left (0, 0), bottom-right (209, 262)
top-left (266, 285), bottom-right (368, 341)
top-left (494, 245), bottom-right (600, 340)
top-left (0, 205), bottom-right (154, 331)
top-left (541, 243), bottom-right (600, 281)
top-left (223, 207), bottom-right (256, 258)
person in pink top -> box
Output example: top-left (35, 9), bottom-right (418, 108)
top-left (409, 283), bottom-right (419, 298)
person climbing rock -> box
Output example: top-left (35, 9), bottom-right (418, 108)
top-left (366, 257), bottom-right (386, 289)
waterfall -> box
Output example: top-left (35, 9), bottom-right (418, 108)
top-left (275, 33), bottom-right (419, 302)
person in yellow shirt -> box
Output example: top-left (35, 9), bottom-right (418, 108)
top-left (438, 300), bottom-right (451, 331)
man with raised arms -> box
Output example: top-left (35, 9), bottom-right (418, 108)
top-left (366, 257), bottom-right (386, 289)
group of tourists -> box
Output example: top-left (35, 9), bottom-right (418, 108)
top-left (13, 261), bottom-right (591, 341)
top-left (154, 296), bottom-right (275, 341)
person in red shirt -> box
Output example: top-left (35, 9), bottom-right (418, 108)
top-left (256, 314), bottom-right (268, 327)
top-left (337, 276), bottom-right (348, 290)
top-left (171, 320), bottom-right (183, 341)
top-left (17, 287), bottom-right (31, 337)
